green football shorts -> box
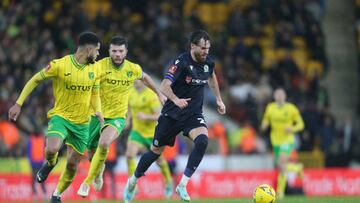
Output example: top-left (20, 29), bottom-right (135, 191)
top-left (273, 143), bottom-right (295, 165)
top-left (129, 130), bottom-right (153, 149)
top-left (87, 116), bottom-right (125, 150)
top-left (46, 115), bottom-right (89, 154)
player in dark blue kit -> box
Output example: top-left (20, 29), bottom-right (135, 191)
top-left (123, 30), bottom-right (226, 202)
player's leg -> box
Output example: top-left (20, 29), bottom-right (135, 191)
top-left (126, 131), bottom-right (146, 176)
top-left (176, 126), bottom-right (208, 202)
top-left (124, 115), bottom-right (179, 202)
top-left (51, 146), bottom-right (82, 203)
top-left (275, 144), bottom-right (293, 199)
top-left (37, 116), bottom-right (67, 183)
top-left (155, 156), bottom-right (173, 198)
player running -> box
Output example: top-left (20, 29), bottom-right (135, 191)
top-left (8, 31), bottom-right (103, 203)
top-left (77, 36), bottom-right (166, 197)
top-left (126, 80), bottom-right (173, 198)
top-left (261, 88), bottom-right (304, 199)
top-left (123, 30), bottom-right (226, 202)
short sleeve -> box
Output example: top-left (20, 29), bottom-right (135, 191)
top-left (164, 58), bottom-right (185, 83)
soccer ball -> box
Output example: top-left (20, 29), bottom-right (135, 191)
top-left (253, 184), bottom-right (276, 203)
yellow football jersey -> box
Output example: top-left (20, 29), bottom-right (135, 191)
top-left (41, 55), bottom-right (100, 124)
top-left (129, 87), bottom-right (161, 138)
top-left (96, 57), bottom-right (143, 118)
top-left (261, 102), bottom-right (304, 145)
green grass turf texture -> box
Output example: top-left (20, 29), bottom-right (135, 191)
top-left (42, 196), bottom-right (360, 203)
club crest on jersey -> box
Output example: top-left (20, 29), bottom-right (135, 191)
top-left (189, 65), bottom-right (193, 71)
top-left (204, 65), bottom-right (209, 72)
top-left (127, 71), bottom-right (133, 78)
top-left (88, 72), bottom-right (94, 79)
top-left (168, 65), bottom-right (177, 74)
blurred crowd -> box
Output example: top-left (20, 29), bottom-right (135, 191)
top-left (0, 0), bottom-right (358, 167)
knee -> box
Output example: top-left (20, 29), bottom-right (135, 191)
top-left (98, 139), bottom-right (111, 149)
top-left (66, 160), bottom-right (79, 171)
top-left (194, 134), bottom-right (208, 150)
top-left (45, 145), bottom-right (59, 155)
top-left (151, 145), bottom-right (164, 155)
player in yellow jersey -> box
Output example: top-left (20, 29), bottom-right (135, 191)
top-left (261, 88), bottom-right (304, 199)
top-left (8, 32), bottom-right (103, 203)
top-left (77, 36), bottom-right (166, 197)
top-left (126, 80), bottom-right (173, 199)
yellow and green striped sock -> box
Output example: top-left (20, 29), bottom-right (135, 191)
top-left (84, 146), bottom-right (109, 184)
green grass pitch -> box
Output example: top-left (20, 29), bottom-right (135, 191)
top-left (44, 196), bottom-right (360, 203)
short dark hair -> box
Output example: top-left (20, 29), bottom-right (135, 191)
top-left (190, 30), bottom-right (210, 45)
top-left (110, 36), bottom-right (128, 48)
top-left (78, 31), bottom-right (100, 46)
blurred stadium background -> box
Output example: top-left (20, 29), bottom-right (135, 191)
top-left (0, 0), bottom-right (359, 202)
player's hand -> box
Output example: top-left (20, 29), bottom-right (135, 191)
top-left (8, 103), bottom-right (21, 122)
top-left (216, 100), bottom-right (226, 114)
top-left (95, 111), bottom-right (105, 127)
top-left (173, 98), bottom-right (191, 109)
top-left (137, 112), bottom-right (147, 120)
top-left (158, 93), bottom-right (167, 106)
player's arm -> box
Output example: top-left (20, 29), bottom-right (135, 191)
top-left (141, 72), bottom-right (166, 105)
top-left (91, 77), bottom-right (104, 126)
top-left (8, 70), bottom-right (49, 121)
top-left (160, 79), bottom-right (190, 109)
top-left (261, 105), bottom-right (271, 131)
top-left (290, 106), bottom-right (305, 133)
top-left (208, 72), bottom-right (226, 114)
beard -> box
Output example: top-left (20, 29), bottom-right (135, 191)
top-left (111, 58), bottom-right (124, 66)
top-left (86, 55), bottom-right (96, 64)
top-left (195, 52), bottom-right (206, 63)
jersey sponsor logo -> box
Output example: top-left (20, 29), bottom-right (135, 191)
top-left (126, 71), bottom-right (133, 78)
top-left (88, 72), bottom-right (94, 79)
top-left (185, 76), bottom-right (192, 83)
top-left (65, 84), bottom-right (92, 91)
top-left (64, 73), bottom-right (71, 76)
top-left (197, 117), bottom-right (205, 124)
top-left (168, 65), bottom-right (177, 74)
top-left (106, 79), bottom-right (130, 86)
top-left (204, 65), bottom-right (209, 72)
top-left (191, 79), bottom-right (208, 84)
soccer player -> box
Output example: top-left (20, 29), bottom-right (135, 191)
top-left (8, 31), bottom-right (103, 203)
top-left (77, 36), bottom-right (166, 197)
top-left (126, 80), bottom-right (173, 198)
top-left (261, 88), bottom-right (304, 199)
top-left (123, 30), bottom-right (226, 202)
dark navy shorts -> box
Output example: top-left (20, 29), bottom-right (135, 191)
top-left (152, 113), bottom-right (207, 147)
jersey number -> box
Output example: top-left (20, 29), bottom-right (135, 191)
top-left (197, 118), bottom-right (205, 124)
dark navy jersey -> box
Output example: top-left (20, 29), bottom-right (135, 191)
top-left (162, 52), bottom-right (215, 121)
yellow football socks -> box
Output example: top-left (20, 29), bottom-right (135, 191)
top-left (46, 152), bottom-right (58, 166)
top-left (127, 157), bottom-right (136, 176)
top-left (56, 166), bottom-right (77, 193)
top-left (84, 146), bottom-right (109, 184)
top-left (159, 158), bottom-right (172, 184)
top-left (276, 172), bottom-right (286, 198)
